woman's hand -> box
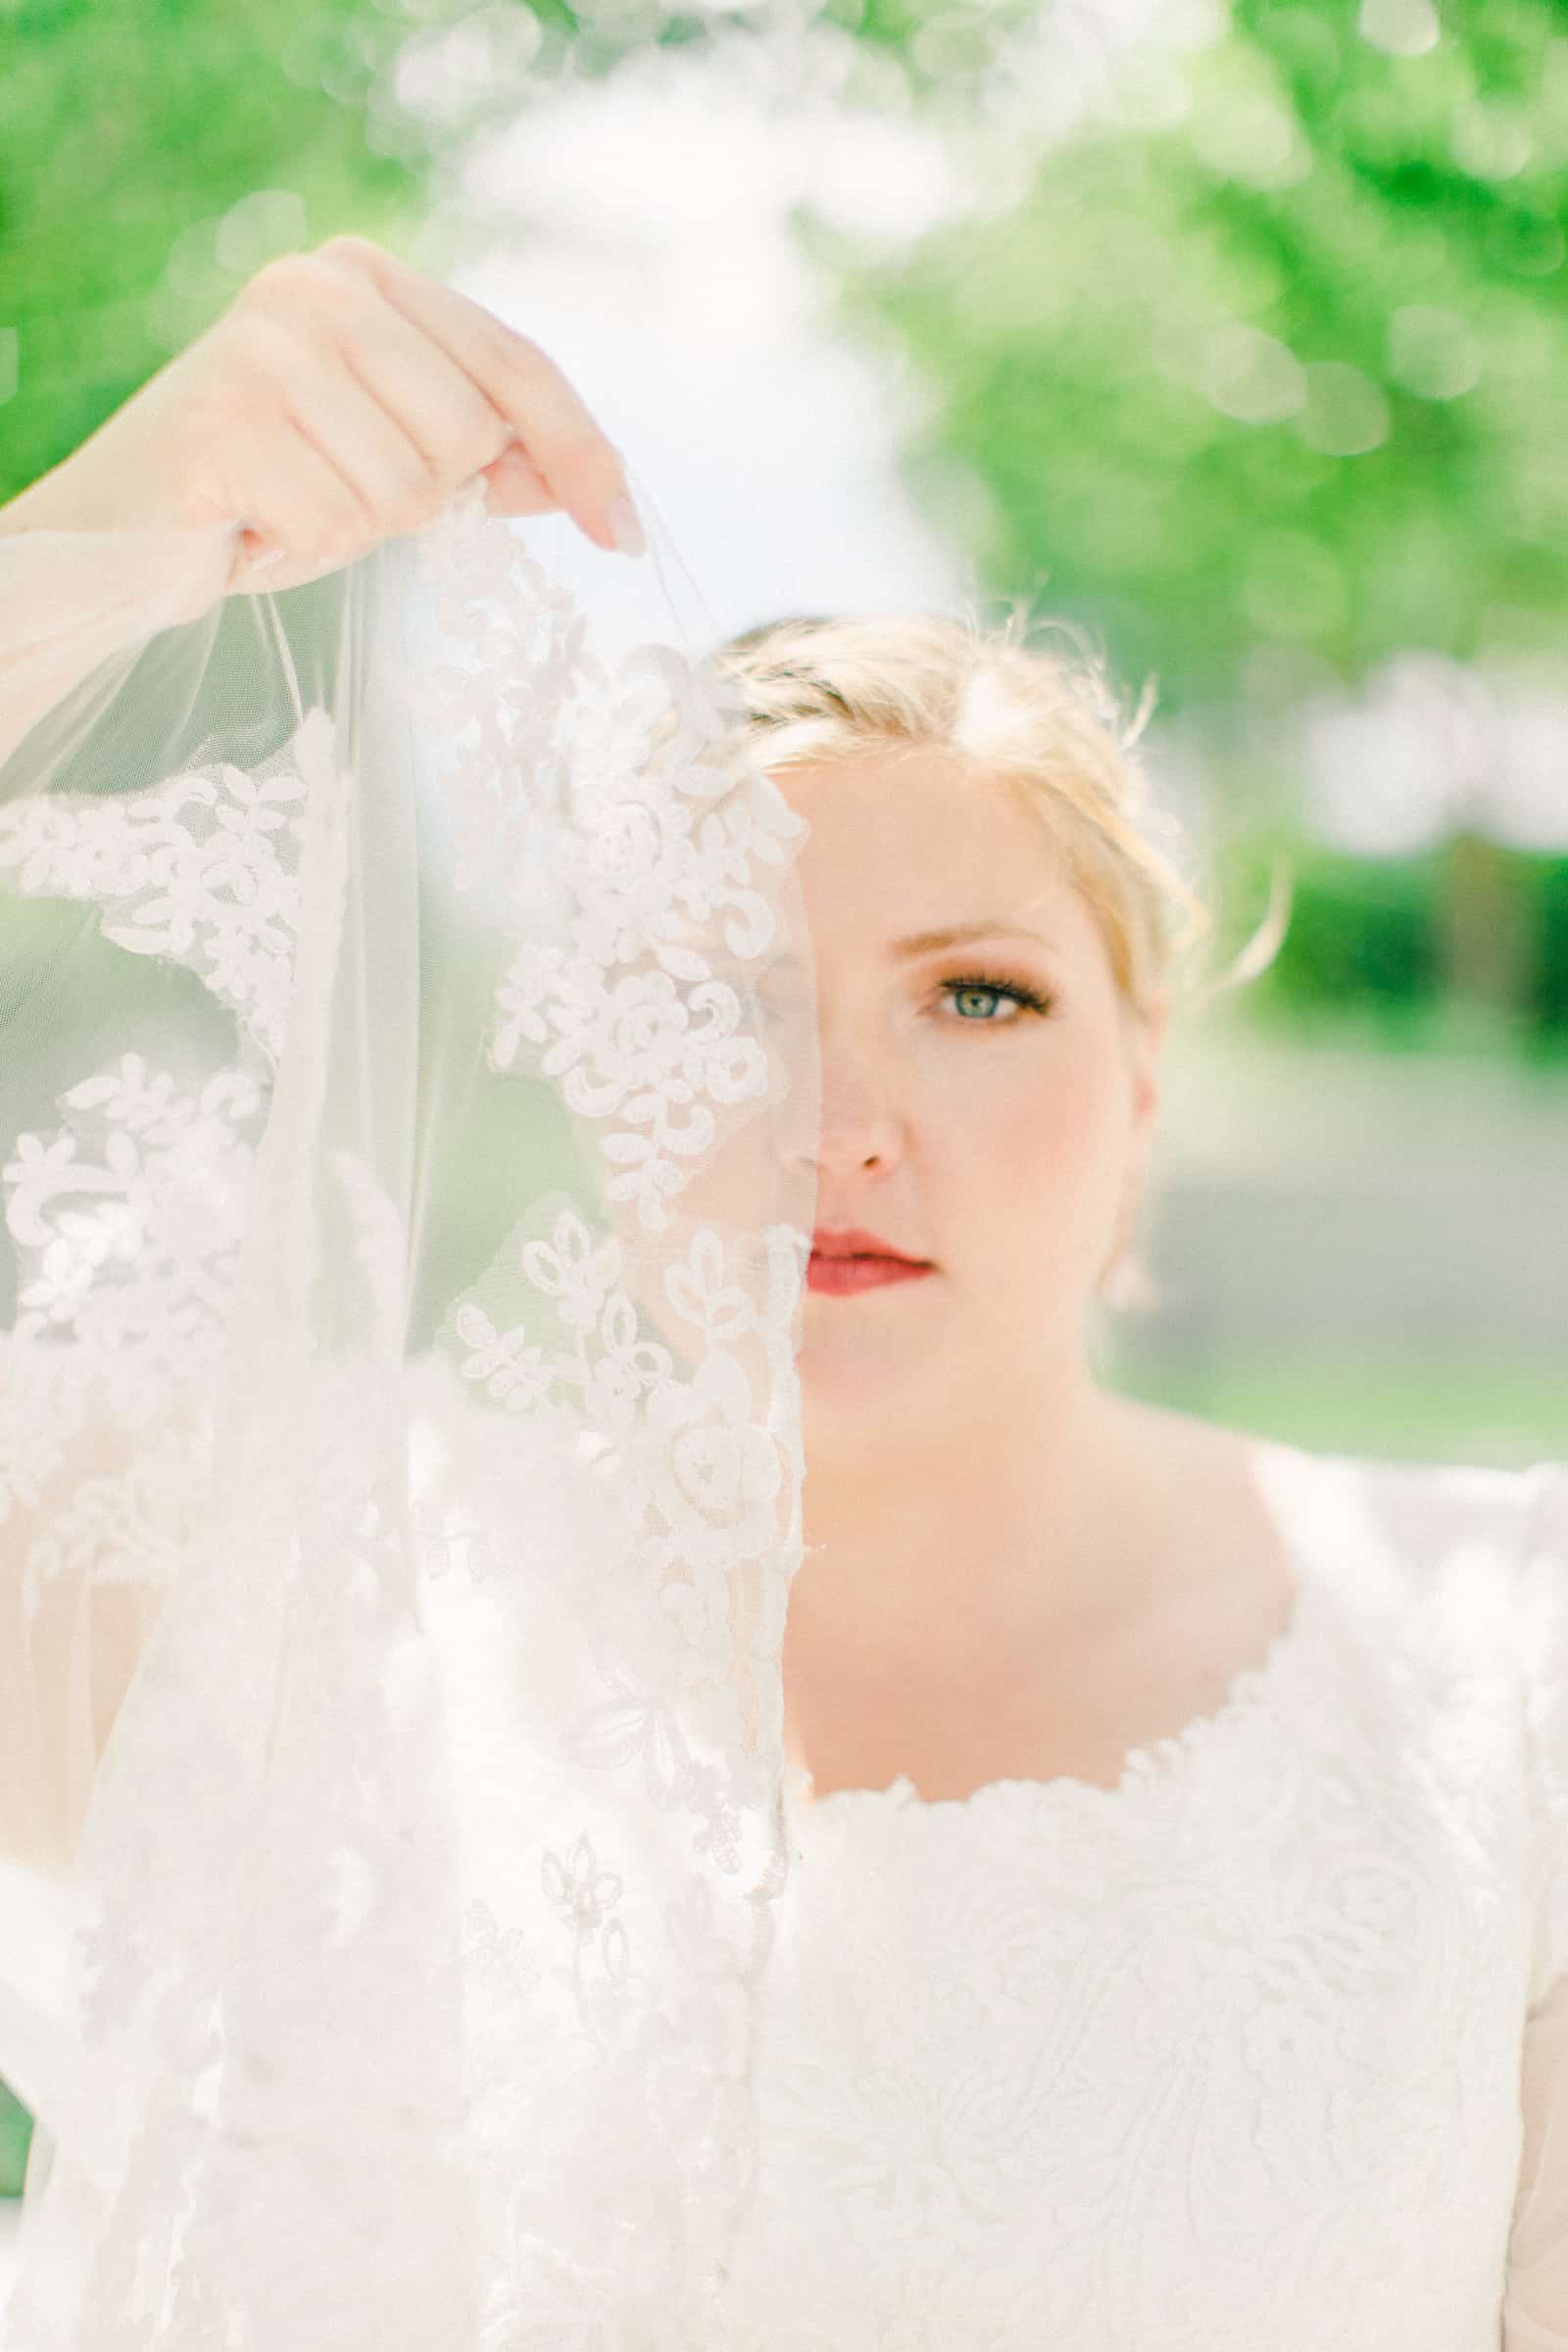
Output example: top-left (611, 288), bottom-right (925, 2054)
top-left (0, 234), bottom-right (645, 594)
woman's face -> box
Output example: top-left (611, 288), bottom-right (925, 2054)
top-left (772, 743), bottom-right (1166, 1458)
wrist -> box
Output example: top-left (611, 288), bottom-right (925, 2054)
top-left (0, 461), bottom-right (103, 538)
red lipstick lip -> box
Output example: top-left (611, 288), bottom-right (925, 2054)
top-left (809, 1227), bottom-right (930, 1265)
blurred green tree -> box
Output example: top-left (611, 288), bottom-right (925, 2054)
top-left (0, 0), bottom-right (419, 508)
top-left (806, 0), bottom-right (1568, 1031)
top-left (818, 0), bottom-right (1568, 709)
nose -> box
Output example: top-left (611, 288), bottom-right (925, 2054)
top-left (784, 1039), bottom-right (906, 1178)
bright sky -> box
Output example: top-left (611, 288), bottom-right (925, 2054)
top-left (447, 58), bottom-right (976, 646)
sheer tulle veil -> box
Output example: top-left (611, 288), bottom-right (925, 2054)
top-left (0, 474), bottom-right (822, 2346)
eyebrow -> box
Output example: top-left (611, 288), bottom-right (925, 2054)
top-left (889, 922), bottom-right (1058, 960)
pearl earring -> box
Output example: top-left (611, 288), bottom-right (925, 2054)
top-left (1097, 1168), bottom-right (1156, 1312)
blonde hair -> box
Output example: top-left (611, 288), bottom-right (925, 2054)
top-left (710, 603), bottom-right (1290, 1034)
top-left (710, 602), bottom-right (1294, 1316)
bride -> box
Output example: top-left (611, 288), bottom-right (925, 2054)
top-left (2, 234), bottom-right (1567, 2350)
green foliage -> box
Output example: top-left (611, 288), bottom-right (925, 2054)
top-left (1250, 838), bottom-right (1445, 1020)
top-left (13, 0), bottom-right (1566, 728)
top-left (1216, 830), bottom-right (1568, 1056)
top-left (1530, 854), bottom-right (1568, 1034)
top-left (811, 0), bottom-right (1568, 716)
top-left (0, 2077), bottom-right (32, 2196)
top-left (0, 0), bottom-right (419, 505)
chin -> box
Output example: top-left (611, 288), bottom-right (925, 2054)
top-left (796, 1333), bottom-right (935, 1411)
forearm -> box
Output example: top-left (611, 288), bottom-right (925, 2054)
top-left (0, 499), bottom-right (232, 772)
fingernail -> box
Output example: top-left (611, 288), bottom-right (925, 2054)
top-left (608, 490), bottom-right (646, 559)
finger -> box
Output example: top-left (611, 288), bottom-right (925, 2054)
top-left (227, 530), bottom-right (283, 597)
top-left (319, 240), bottom-right (635, 556)
top-left (219, 411), bottom-right (375, 583)
top-left (227, 536), bottom-right (325, 597)
top-left (477, 443), bottom-right (562, 519)
top-left (240, 311), bottom-right (453, 538)
top-left (331, 289), bottom-right (516, 495)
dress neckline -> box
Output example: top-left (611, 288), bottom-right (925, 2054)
top-left (781, 1432), bottom-right (1338, 1830)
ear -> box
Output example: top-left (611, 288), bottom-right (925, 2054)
top-left (1126, 989), bottom-right (1168, 1134)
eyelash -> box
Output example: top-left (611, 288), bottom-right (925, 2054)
top-left (938, 969), bottom-right (1055, 1024)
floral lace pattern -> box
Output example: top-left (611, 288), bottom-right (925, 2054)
top-left (0, 1052), bottom-right (261, 1654)
top-left (0, 710), bottom-right (341, 1061)
top-left (409, 500), bottom-right (806, 1234)
top-left (4, 1054), bottom-right (263, 1390)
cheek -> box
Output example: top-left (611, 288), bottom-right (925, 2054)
top-left (987, 1051), bottom-right (1120, 1185)
top-left (948, 1045), bottom-right (1128, 1265)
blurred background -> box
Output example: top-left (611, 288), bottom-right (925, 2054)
top-left (3, 0), bottom-right (1566, 2209)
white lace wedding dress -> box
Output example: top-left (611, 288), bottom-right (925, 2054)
top-left (715, 1438), bottom-right (1568, 2350)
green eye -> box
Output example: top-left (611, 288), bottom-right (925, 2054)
top-left (941, 973), bottom-right (1054, 1022)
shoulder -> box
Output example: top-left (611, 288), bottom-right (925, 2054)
top-left (1180, 1423), bottom-right (1558, 1679)
top-left (1129, 1402), bottom-right (1551, 1617)
top-left (1132, 1400), bottom-right (1548, 1544)
top-left (1337, 1447), bottom-right (1561, 1607)
top-left (1214, 1436), bottom-right (1568, 2011)
top-left (1506, 1459), bottom-right (1568, 1737)
top-left (1232, 1426), bottom-right (1551, 1557)
top-left (1265, 1446), bottom-right (1568, 1757)
top-left (1517, 1457), bottom-right (1568, 1562)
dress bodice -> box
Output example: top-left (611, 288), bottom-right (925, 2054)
top-left (720, 1442), bottom-right (1568, 2351)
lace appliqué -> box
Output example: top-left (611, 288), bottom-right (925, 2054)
top-left (0, 708), bottom-right (339, 1060)
top-left (408, 498), bottom-right (805, 1235)
top-left (5, 1054), bottom-right (263, 1384)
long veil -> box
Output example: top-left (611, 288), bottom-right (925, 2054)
top-left (0, 476), bottom-right (820, 2345)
